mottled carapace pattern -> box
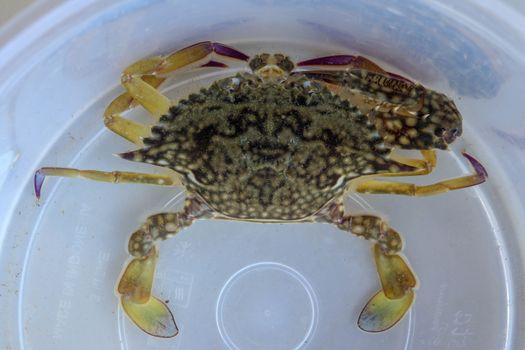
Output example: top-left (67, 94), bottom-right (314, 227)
top-left (121, 73), bottom-right (415, 220)
top-left (301, 69), bottom-right (463, 150)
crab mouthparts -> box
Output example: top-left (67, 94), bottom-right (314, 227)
top-left (256, 65), bottom-right (287, 79)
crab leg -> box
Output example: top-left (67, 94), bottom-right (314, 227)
top-left (297, 54), bottom-right (424, 111)
top-left (327, 81), bottom-right (424, 117)
top-left (297, 55), bottom-right (403, 78)
top-left (117, 197), bottom-right (211, 337)
top-left (320, 202), bottom-right (417, 332)
top-left (305, 73), bottom-right (424, 118)
top-left (345, 151), bottom-right (435, 195)
top-left (123, 41), bottom-right (249, 78)
top-left (355, 152), bottom-right (487, 196)
top-left (34, 167), bottom-right (181, 199)
top-left (382, 150), bottom-right (437, 177)
top-left (103, 76), bottom-right (164, 145)
top-left (105, 41), bottom-right (249, 143)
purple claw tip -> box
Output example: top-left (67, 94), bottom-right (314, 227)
top-left (118, 151), bottom-right (135, 161)
top-left (34, 169), bottom-right (45, 199)
top-left (462, 152), bottom-right (488, 178)
top-left (211, 42), bottom-right (250, 61)
top-left (201, 60), bottom-right (229, 68)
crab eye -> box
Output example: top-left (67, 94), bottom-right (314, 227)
top-left (249, 57), bottom-right (263, 71)
top-left (434, 127), bottom-right (446, 137)
top-left (442, 127), bottom-right (460, 144)
top-left (249, 54), bottom-right (270, 72)
top-left (274, 54), bottom-right (295, 72)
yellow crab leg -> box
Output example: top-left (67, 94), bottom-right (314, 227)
top-left (103, 74), bottom-right (169, 145)
top-left (355, 152), bottom-right (487, 196)
top-left (382, 150), bottom-right (437, 177)
top-left (103, 75), bottom-right (165, 145)
top-left (117, 42), bottom-right (248, 118)
top-left (372, 244), bottom-right (416, 299)
top-left (322, 203), bottom-right (417, 332)
top-left (34, 167), bottom-right (181, 199)
top-left (104, 42), bottom-right (248, 143)
top-left (120, 75), bottom-right (171, 118)
top-left (122, 41), bottom-right (249, 78)
top-left (117, 197), bottom-right (211, 338)
top-left (118, 247), bottom-right (158, 303)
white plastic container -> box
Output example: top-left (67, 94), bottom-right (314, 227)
top-left (1, 1), bottom-right (524, 349)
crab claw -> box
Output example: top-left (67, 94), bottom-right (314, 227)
top-left (358, 289), bottom-right (415, 332)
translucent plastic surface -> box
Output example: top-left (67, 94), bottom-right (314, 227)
top-left (1, 1), bottom-right (524, 349)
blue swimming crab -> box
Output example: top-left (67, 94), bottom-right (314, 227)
top-left (34, 41), bottom-right (487, 338)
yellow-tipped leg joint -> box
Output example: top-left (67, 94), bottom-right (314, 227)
top-left (118, 248), bottom-right (157, 303)
top-left (373, 244), bottom-right (417, 299)
top-left (358, 290), bottom-right (415, 332)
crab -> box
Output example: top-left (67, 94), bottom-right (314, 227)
top-left (34, 41), bottom-right (487, 338)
